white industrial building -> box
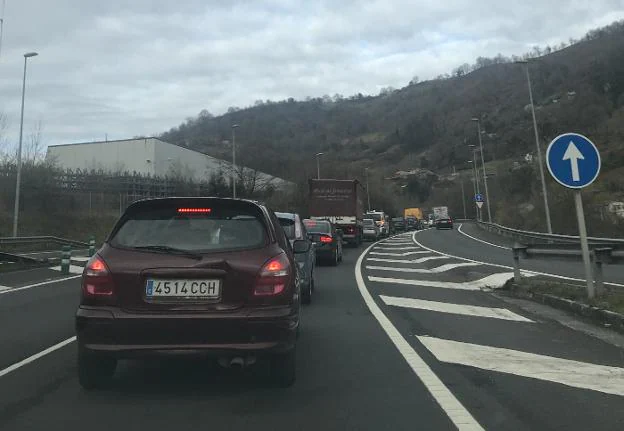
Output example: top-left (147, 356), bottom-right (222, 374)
top-left (46, 137), bottom-right (293, 191)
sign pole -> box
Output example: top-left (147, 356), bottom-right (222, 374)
top-left (574, 190), bottom-right (594, 299)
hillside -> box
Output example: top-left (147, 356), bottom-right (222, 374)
top-left (161, 21), bottom-right (624, 235)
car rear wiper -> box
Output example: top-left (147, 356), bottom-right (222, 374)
top-left (132, 245), bottom-right (202, 260)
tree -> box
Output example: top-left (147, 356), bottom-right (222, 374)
top-left (409, 76), bottom-right (419, 85)
top-left (24, 118), bottom-right (45, 164)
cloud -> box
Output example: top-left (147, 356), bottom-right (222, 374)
top-left (0, 0), bottom-right (621, 148)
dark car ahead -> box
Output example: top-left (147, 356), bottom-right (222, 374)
top-left (303, 219), bottom-right (343, 266)
top-left (275, 212), bottom-right (315, 304)
top-left (392, 217), bottom-right (405, 232)
top-left (435, 217), bottom-right (454, 230)
top-left (75, 197), bottom-right (309, 389)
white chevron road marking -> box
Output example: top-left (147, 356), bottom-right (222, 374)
top-left (366, 263), bottom-right (479, 274)
top-left (366, 256), bottom-right (450, 264)
top-left (368, 272), bottom-right (525, 291)
top-left (369, 251), bottom-right (431, 256)
top-left (380, 295), bottom-right (534, 322)
top-left (417, 336), bottom-right (624, 397)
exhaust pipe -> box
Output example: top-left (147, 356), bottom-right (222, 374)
top-left (218, 356), bottom-right (257, 369)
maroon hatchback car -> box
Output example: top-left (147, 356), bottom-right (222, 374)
top-left (75, 197), bottom-right (309, 389)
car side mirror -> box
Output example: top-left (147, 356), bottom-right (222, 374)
top-left (293, 239), bottom-right (311, 254)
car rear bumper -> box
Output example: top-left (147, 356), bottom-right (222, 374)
top-left (315, 245), bottom-right (337, 258)
top-left (76, 305), bottom-right (298, 357)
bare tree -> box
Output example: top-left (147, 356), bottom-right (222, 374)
top-left (0, 111), bottom-right (8, 160)
top-left (24, 118), bottom-right (45, 164)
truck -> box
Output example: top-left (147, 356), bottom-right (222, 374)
top-left (404, 207), bottom-right (423, 220)
top-left (308, 179), bottom-right (365, 246)
top-left (432, 206), bottom-right (449, 220)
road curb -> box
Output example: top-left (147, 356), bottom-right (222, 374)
top-left (501, 281), bottom-right (624, 335)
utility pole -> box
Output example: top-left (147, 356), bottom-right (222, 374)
top-left (231, 124), bottom-right (239, 198)
top-left (365, 168), bottom-right (371, 211)
top-left (472, 118), bottom-right (492, 222)
top-left (315, 152), bottom-right (324, 179)
top-left (460, 179), bottom-right (467, 219)
top-left (516, 60), bottom-right (553, 233)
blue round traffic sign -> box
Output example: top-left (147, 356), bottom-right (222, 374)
top-left (474, 193), bottom-right (483, 202)
top-left (546, 133), bottom-right (600, 189)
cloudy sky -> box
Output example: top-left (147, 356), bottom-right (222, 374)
top-left (0, 0), bottom-right (622, 150)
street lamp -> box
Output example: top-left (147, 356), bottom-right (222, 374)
top-left (515, 60), bottom-right (553, 234)
top-left (365, 167), bottom-right (371, 211)
top-left (12, 51), bottom-right (38, 237)
top-left (471, 117), bottom-right (492, 223)
top-left (231, 124), bottom-right (239, 198)
top-left (315, 152), bottom-right (325, 179)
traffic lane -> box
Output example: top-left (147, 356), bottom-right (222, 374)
top-left (0, 278), bottom-right (78, 370)
top-left (417, 226), bottom-right (624, 285)
top-left (362, 257), bottom-right (624, 429)
top-left (0, 267), bottom-right (78, 289)
top-left (0, 247), bottom-right (454, 431)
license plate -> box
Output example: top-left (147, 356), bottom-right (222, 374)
top-left (145, 279), bottom-right (221, 299)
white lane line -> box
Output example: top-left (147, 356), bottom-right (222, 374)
top-left (366, 262), bottom-right (479, 274)
top-left (0, 275), bottom-right (81, 296)
top-left (50, 264), bottom-right (84, 275)
top-left (370, 251), bottom-right (431, 256)
top-left (381, 295), bottom-right (534, 322)
top-left (369, 272), bottom-right (526, 291)
top-left (355, 245), bottom-right (484, 430)
top-left (411, 231), bottom-right (624, 288)
top-left (457, 224), bottom-right (510, 250)
top-left (417, 335), bottom-right (624, 398)
top-left (0, 337), bottom-right (76, 379)
top-left (375, 246), bottom-right (422, 250)
top-left (367, 256), bottom-right (450, 264)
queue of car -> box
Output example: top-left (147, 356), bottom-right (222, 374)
top-left (75, 197), bottom-right (353, 391)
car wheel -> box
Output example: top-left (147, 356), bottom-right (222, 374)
top-left (311, 270), bottom-right (316, 291)
top-left (330, 249), bottom-right (338, 266)
top-left (270, 348), bottom-right (296, 387)
top-left (78, 348), bottom-right (116, 390)
top-left (338, 247), bottom-right (343, 262)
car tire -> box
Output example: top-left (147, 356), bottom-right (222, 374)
top-left (270, 348), bottom-right (296, 388)
top-left (78, 348), bottom-right (116, 390)
top-left (330, 249), bottom-right (339, 266)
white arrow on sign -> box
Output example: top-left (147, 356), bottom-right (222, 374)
top-left (476, 201), bottom-right (484, 209)
top-left (562, 141), bottom-right (584, 182)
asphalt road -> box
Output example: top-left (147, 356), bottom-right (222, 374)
top-left (0, 231), bottom-right (623, 430)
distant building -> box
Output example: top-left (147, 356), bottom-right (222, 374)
top-left (45, 137), bottom-right (293, 191)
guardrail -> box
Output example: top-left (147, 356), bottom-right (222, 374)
top-left (0, 236), bottom-right (90, 249)
top-left (477, 221), bottom-right (624, 246)
top-left (511, 242), bottom-right (624, 298)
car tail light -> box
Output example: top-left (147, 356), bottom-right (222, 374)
top-left (254, 253), bottom-right (290, 296)
top-left (82, 255), bottom-right (115, 298)
top-left (319, 235), bottom-right (333, 243)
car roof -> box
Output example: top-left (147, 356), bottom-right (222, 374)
top-left (275, 212), bottom-right (298, 220)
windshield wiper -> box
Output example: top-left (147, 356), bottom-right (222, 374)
top-left (132, 245), bottom-right (202, 260)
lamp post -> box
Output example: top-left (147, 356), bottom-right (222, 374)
top-left (516, 60), bottom-right (553, 234)
top-left (471, 118), bottom-right (492, 223)
top-left (315, 152), bottom-right (324, 179)
top-left (231, 124), bottom-right (239, 198)
top-left (365, 167), bottom-right (371, 211)
top-left (12, 51), bottom-right (38, 237)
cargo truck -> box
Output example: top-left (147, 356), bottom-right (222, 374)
top-left (404, 207), bottom-right (423, 220)
top-left (308, 179), bottom-right (365, 246)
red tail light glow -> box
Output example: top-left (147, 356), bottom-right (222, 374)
top-left (82, 255), bottom-right (115, 297)
top-left (255, 253), bottom-right (290, 296)
top-left (177, 208), bottom-right (212, 213)
top-left (319, 235), bottom-right (333, 243)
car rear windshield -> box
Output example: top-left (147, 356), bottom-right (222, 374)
top-left (363, 219), bottom-right (375, 226)
top-left (368, 214), bottom-right (382, 221)
top-left (303, 220), bottom-right (331, 234)
top-left (110, 202), bottom-right (268, 252)
top-left (278, 217), bottom-right (296, 239)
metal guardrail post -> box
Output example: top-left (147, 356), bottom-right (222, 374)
top-left (88, 236), bottom-right (95, 257)
top-left (512, 243), bottom-right (528, 283)
top-left (61, 245), bottom-right (71, 275)
top-left (593, 248), bottom-right (612, 298)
